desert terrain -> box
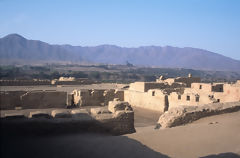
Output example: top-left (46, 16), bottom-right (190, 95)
top-left (1, 106), bottom-right (239, 158)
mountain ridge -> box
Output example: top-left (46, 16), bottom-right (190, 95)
top-left (0, 34), bottom-right (240, 71)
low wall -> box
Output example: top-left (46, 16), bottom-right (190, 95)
top-left (0, 91), bottom-right (26, 110)
top-left (53, 80), bottom-right (94, 85)
top-left (0, 80), bottom-right (51, 86)
top-left (157, 102), bottom-right (240, 128)
top-left (21, 91), bottom-right (67, 109)
top-left (1, 106), bottom-right (135, 135)
top-left (0, 91), bottom-right (68, 110)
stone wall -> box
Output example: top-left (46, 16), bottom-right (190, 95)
top-left (157, 101), bottom-right (240, 128)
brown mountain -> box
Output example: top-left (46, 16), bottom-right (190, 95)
top-left (0, 34), bottom-right (240, 71)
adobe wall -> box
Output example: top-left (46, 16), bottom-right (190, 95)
top-left (157, 76), bottom-right (200, 87)
top-left (128, 82), bottom-right (145, 92)
top-left (157, 101), bottom-right (240, 128)
top-left (0, 90), bottom-right (68, 110)
top-left (73, 89), bottom-right (124, 107)
top-left (168, 82), bottom-right (240, 109)
top-left (214, 83), bottom-right (240, 103)
top-left (1, 102), bottom-right (135, 135)
top-left (53, 80), bottom-right (94, 85)
top-left (0, 91), bottom-right (25, 110)
top-left (0, 80), bottom-right (51, 86)
top-left (124, 89), bottom-right (166, 112)
top-left (129, 82), bottom-right (184, 93)
top-left (21, 91), bottom-right (67, 109)
top-left (174, 77), bottom-right (200, 87)
top-left (168, 91), bottom-right (213, 109)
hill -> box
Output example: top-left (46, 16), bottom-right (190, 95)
top-left (1, 34), bottom-right (240, 71)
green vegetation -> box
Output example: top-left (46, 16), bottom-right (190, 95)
top-left (0, 64), bottom-right (240, 83)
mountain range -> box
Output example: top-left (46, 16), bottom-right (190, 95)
top-left (0, 34), bottom-right (240, 71)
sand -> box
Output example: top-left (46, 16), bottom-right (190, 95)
top-left (127, 110), bottom-right (240, 158)
top-left (1, 107), bottom-right (240, 158)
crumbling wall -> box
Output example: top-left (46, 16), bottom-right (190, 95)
top-left (0, 91), bottom-right (25, 110)
top-left (73, 89), bottom-right (124, 107)
top-left (21, 91), bottom-right (67, 109)
top-left (129, 82), bottom-right (184, 93)
top-left (0, 90), bottom-right (68, 110)
top-left (1, 101), bottom-right (135, 135)
top-left (157, 76), bottom-right (200, 87)
top-left (174, 77), bottom-right (200, 87)
top-left (0, 80), bottom-right (51, 86)
top-left (157, 102), bottom-right (240, 128)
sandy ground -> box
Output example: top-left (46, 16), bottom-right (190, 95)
top-left (127, 111), bottom-right (240, 158)
top-left (133, 106), bottom-right (162, 127)
top-left (1, 107), bottom-right (240, 158)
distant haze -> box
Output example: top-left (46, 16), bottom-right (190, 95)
top-left (0, 34), bottom-right (240, 72)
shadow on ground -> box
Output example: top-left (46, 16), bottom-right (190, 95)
top-left (1, 133), bottom-right (169, 158)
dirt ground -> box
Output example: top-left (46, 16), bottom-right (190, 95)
top-left (1, 107), bottom-right (239, 158)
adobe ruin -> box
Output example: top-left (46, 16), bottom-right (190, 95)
top-left (125, 74), bottom-right (240, 112)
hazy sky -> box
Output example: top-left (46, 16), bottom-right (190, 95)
top-left (0, 0), bottom-right (240, 60)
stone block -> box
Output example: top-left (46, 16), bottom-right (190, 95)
top-left (90, 107), bottom-right (110, 115)
top-left (108, 101), bottom-right (132, 113)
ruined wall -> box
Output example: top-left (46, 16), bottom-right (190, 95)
top-left (168, 91), bottom-right (213, 109)
top-left (174, 77), bottom-right (200, 87)
top-left (1, 103), bottom-right (135, 135)
top-left (191, 83), bottom-right (212, 92)
top-left (21, 91), bottom-right (67, 109)
top-left (168, 82), bottom-right (240, 109)
top-left (0, 91), bottom-right (25, 110)
top-left (124, 89), bottom-right (166, 112)
top-left (0, 80), bottom-right (51, 86)
top-left (214, 84), bottom-right (240, 103)
top-left (157, 101), bottom-right (240, 128)
top-left (128, 82), bottom-right (145, 92)
top-left (0, 90), bottom-right (67, 110)
top-left (129, 82), bottom-right (184, 93)
top-left (73, 89), bottom-right (124, 107)
top-left (53, 80), bottom-right (94, 85)
top-left (157, 76), bottom-right (200, 87)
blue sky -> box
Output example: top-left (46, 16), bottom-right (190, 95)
top-left (0, 0), bottom-right (240, 60)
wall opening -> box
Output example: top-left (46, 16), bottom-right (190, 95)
top-left (178, 95), bottom-right (181, 100)
top-left (152, 91), bottom-right (155, 96)
top-left (187, 95), bottom-right (190, 101)
top-left (164, 95), bottom-right (169, 112)
top-left (195, 96), bottom-right (199, 102)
